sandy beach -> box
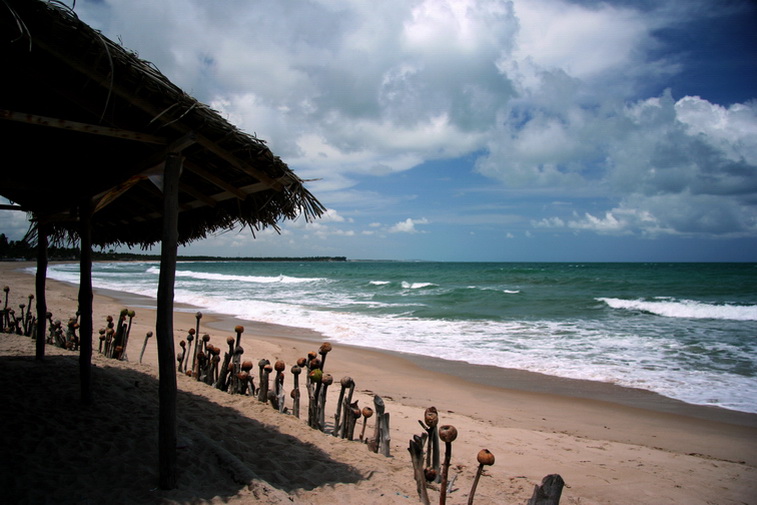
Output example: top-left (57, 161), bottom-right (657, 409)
top-left (1, 261), bottom-right (755, 505)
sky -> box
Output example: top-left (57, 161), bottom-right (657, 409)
top-left (1, 0), bottom-right (756, 261)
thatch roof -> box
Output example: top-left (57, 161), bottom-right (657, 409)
top-left (0, 0), bottom-right (325, 248)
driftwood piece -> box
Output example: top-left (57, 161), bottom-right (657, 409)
top-left (370, 396), bottom-right (391, 456)
top-left (338, 378), bottom-right (356, 438)
top-left (343, 400), bottom-right (360, 440)
top-left (408, 433), bottom-right (431, 505)
top-left (139, 331), bottom-right (153, 364)
top-left (527, 474), bottom-right (565, 505)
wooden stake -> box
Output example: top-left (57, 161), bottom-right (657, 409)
top-left (408, 433), bottom-right (431, 505)
top-left (334, 376), bottom-right (353, 437)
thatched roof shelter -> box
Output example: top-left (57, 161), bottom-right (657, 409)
top-left (1, 0), bottom-right (324, 246)
top-left (1, 0), bottom-right (324, 490)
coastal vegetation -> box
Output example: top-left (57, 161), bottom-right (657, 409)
top-left (0, 234), bottom-right (346, 262)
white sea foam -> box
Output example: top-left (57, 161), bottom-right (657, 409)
top-left (172, 268), bottom-right (325, 285)
top-left (598, 297), bottom-right (757, 321)
top-left (401, 281), bottom-right (437, 289)
top-left (39, 262), bottom-right (757, 414)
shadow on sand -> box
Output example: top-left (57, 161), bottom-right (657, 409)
top-left (0, 347), bottom-right (363, 504)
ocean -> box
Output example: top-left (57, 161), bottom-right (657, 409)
top-left (40, 261), bottom-right (757, 414)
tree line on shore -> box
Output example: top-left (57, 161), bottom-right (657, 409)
top-left (0, 234), bottom-right (347, 263)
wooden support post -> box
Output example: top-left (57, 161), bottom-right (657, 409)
top-left (156, 153), bottom-right (181, 490)
top-left (527, 474), bottom-right (565, 505)
top-left (35, 219), bottom-right (49, 360)
top-left (78, 199), bottom-right (94, 406)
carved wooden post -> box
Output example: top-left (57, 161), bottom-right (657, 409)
top-left (274, 360), bottom-right (286, 412)
top-left (439, 425), bottom-right (457, 505)
top-left (527, 474), bottom-right (565, 505)
top-left (318, 342), bottom-right (332, 371)
top-left (203, 344), bottom-right (217, 384)
top-left (360, 406), bottom-right (373, 442)
top-left (240, 360), bottom-right (254, 395)
top-left (346, 401), bottom-right (361, 440)
top-left (290, 364), bottom-right (302, 418)
top-left (334, 376), bottom-right (352, 437)
top-left (467, 449), bottom-right (494, 505)
top-left (185, 330), bottom-right (194, 373)
top-left (2, 286), bottom-right (9, 331)
top-left (318, 373), bottom-right (333, 430)
top-left (19, 303), bottom-right (26, 335)
top-left (307, 368), bottom-right (322, 429)
top-left (257, 359), bottom-right (270, 401)
top-left (339, 377), bottom-right (356, 439)
top-left (216, 336), bottom-right (235, 390)
top-left (105, 327), bottom-right (115, 356)
top-left (237, 371), bottom-right (251, 395)
top-left (97, 328), bottom-right (106, 353)
top-left (190, 326), bottom-right (200, 377)
top-left (139, 331), bottom-right (153, 364)
top-left (177, 341), bottom-right (186, 372)
top-left (420, 406), bottom-right (441, 482)
top-left (121, 309), bottom-right (135, 359)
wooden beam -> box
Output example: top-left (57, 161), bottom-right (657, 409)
top-left (194, 136), bottom-right (284, 191)
top-left (89, 132), bottom-right (198, 215)
top-left (184, 162), bottom-right (247, 200)
top-left (0, 109), bottom-right (168, 145)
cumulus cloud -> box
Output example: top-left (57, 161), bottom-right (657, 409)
top-left (388, 218), bottom-right (430, 233)
top-left (73, 0), bottom-right (757, 244)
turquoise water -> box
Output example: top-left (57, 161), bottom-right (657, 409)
top-left (43, 261), bottom-right (757, 413)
